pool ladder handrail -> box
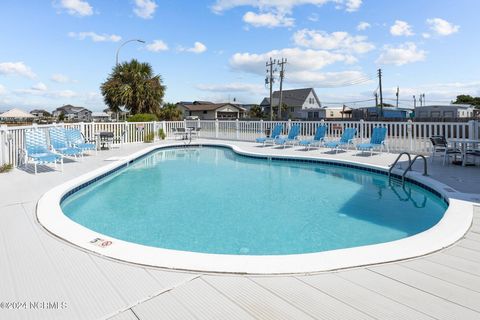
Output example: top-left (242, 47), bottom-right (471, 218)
top-left (388, 152), bottom-right (412, 182)
top-left (401, 154), bottom-right (428, 184)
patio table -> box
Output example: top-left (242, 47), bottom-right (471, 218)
top-left (447, 138), bottom-right (480, 166)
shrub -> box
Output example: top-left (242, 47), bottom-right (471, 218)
top-left (158, 128), bottom-right (166, 140)
top-left (127, 113), bottom-right (158, 122)
top-left (0, 164), bottom-right (13, 173)
top-left (144, 132), bottom-right (155, 143)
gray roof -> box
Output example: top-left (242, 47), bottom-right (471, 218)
top-left (260, 88), bottom-right (320, 107)
top-left (55, 105), bottom-right (91, 114)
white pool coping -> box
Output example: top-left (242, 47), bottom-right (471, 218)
top-left (36, 142), bottom-right (474, 274)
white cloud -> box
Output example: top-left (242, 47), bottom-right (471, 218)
top-left (180, 42), bottom-right (207, 54)
top-left (230, 47), bottom-right (356, 77)
top-left (344, 0), bottom-right (362, 12)
top-left (68, 32), bottom-right (122, 42)
top-left (133, 0), bottom-right (158, 19)
top-left (356, 21), bottom-right (370, 31)
top-left (56, 0), bottom-right (93, 16)
top-left (293, 29), bottom-right (374, 54)
top-left (146, 40), bottom-right (169, 52)
top-left (53, 90), bottom-right (77, 98)
top-left (0, 62), bottom-right (36, 79)
top-left (212, 0), bottom-right (362, 14)
top-left (287, 70), bottom-right (372, 87)
top-left (32, 82), bottom-right (48, 91)
top-left (376, 42), bottom-right (426, 66)
top-left (0, 84), bottom-right (6, 95)
top-left (422, 33), bottom-right (431, 39)
top-left (426, 18), bottom-right (459, 36)
top-left (51, 73), bottom-right (72, 83)
top-left (197, 83), bottom-right (265, 95)
top-left (390, 20), bottom-right (414, 36)
top-left (212, 1), bottom-right (362, 27)
top-left (243, 11), bottom-right (294, 28)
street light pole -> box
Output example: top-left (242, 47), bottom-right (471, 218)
top-left (115, 39), bottom-right (146, 66)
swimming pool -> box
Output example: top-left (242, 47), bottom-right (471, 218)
top-left (37, 142), bottom-right (472, 273)
top-left (61, 147), bottom-right (447, 256)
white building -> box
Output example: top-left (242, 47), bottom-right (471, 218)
top-left (415, 104), bottom-right (475, 119)
top-left (260, 88), bottom-right (323, 120)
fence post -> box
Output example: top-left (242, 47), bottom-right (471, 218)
top-left (124, 121), bottom-right (128, 143)
top-left (359, 119), bottom-right (364, 141)
top-left (215, 119), bottom-right (219, 138)
top-left (235, 119), bottom-right (239, 140)
top-left (162, 120), bottom-right (166, 139)
top-left (407, 120), bottom-right (413, 152)
top-left (197, 118), bottom-right (201, 129)
top-left (79, 122), bottom-right (85, 135)
top-left (287, 119), bottom-right (292, 131)
top-left (260, 119), bottom-right (264, 134)
top-left (467, 120), bottom-right (476, 139)
top-left (0, 125), bottom-right (7, 166)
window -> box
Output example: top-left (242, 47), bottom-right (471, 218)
top-left (290, 107), bottom-right (295, 113)
top-left (431, 111), bottom-right (441, 118)
top-left (203, 110), bottom-right (207, 114)
top-left (314, 112), bottom-right (319, 118)
top-left (330, 112), bottom-right (334, 117)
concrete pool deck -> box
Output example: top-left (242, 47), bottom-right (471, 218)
top-left (1, 139), bottom-right (479, 320)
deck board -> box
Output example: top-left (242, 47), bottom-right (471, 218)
top-left (337, 268), bottom-right (480, 320)
top-left (251, 276), bottom-right (375, 320)
top-left (132, 291), bottom-right (197, 320)
top-left (371, 264), bottom-right (480, 312)
top-left (203, 275), bottom-right (315, 320)
top-left (300, 273), bottom-right (435, 320)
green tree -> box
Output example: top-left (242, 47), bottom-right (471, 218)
top-left (453, 95), bottom-right (480, 108)
top-left (158, 103), bottom-right (183, 121)
top-left (248, 105), bottom-right (264, 119)
top-left (101, 59), bottom-right (166, 115)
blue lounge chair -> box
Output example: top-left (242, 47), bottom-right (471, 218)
top-left (298, 125), bottom-right (327, 150)
top-left (256, 124), bottom-right (283, 146)
top-left (357, 127), bottom-right (388, 155)
top-left (65, 128), bottom-right (96, 154)
top-left (24, 129), bottom-right (63, 174)
top-left (48, 127), bottom-right (83, 159)
top-left (324, 127), bottom-right (357, 153)
top-left (275, 124), bottom-right (301, 148)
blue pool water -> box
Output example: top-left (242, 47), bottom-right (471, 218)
top-left (62, 147), bottom-right (447, 255)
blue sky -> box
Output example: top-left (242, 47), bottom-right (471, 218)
top-left (0, 0), bottom-right (479, 112)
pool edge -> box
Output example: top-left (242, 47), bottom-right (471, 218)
top-left (36, 141), bottom-right (475, 275)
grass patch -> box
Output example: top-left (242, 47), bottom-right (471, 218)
top-left (0, 164), bottom-right (13, 173)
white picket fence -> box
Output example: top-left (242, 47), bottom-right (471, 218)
top-left (1, 120), bottom-right (479, 167)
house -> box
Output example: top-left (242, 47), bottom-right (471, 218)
top-left (260, 88), bottom-right (322, 120)
top-left (0, 108), bottom-right (35, 123)
top-left (103, 108), bottom-right (129, 121)
top-left (92, 112), bottom-right (110, 122)
top-left (414, 104), bottom-right (475, 120)
top-left (30, 109), bottom-right (51, 118)
top-left (52, 105), bottom-right (92, 122)
top-left (352, 106), bottom-right (411, 120)
top-left (322, 106), bottom-right (352, 119)
top-left (176, 101), bottom-right (246, 120)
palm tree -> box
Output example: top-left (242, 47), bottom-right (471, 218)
top-left (101, 59), bottom-right (166, 115)
top-left (158, 103), bottom-right (183, 121)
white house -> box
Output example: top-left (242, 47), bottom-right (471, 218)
top-left (52, 105), bottom-right (92, 122)
top-left (260, 88), bottom-right (322, 120)
top-left (414, 104), bottom-right (475, 119)
top-left (176, 101), bottom-right (246, 120)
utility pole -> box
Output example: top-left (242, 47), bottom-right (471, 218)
top-left (413, 95), bottom-right (417, 109)
top-left (265, 57), bottom-right (277, 121)
top-left (277, 58), bottom-right (287, 120)
top-left (421, 93), bottom-right (425, 106)
top-left (396, 86), bottom-right (399, 108)
top-left (377, 68), bottom-right (383, 118)
top-left (374, 92), bottom-right (378, 106)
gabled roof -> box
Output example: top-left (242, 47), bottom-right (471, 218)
top-left (178, 102), bottom-right (245, 112)
top-left (55, 105), bottom-right (90, 114)
top-left (0, 108), bottom-right (35, 118)
top-left (260, 88), bottom-right (320, 107)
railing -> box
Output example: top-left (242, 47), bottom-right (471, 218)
top-left (0, 119), bottom-right (478, 167)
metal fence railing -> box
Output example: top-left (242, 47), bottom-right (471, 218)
top-left (1, 119), bottom-right (478, 167)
